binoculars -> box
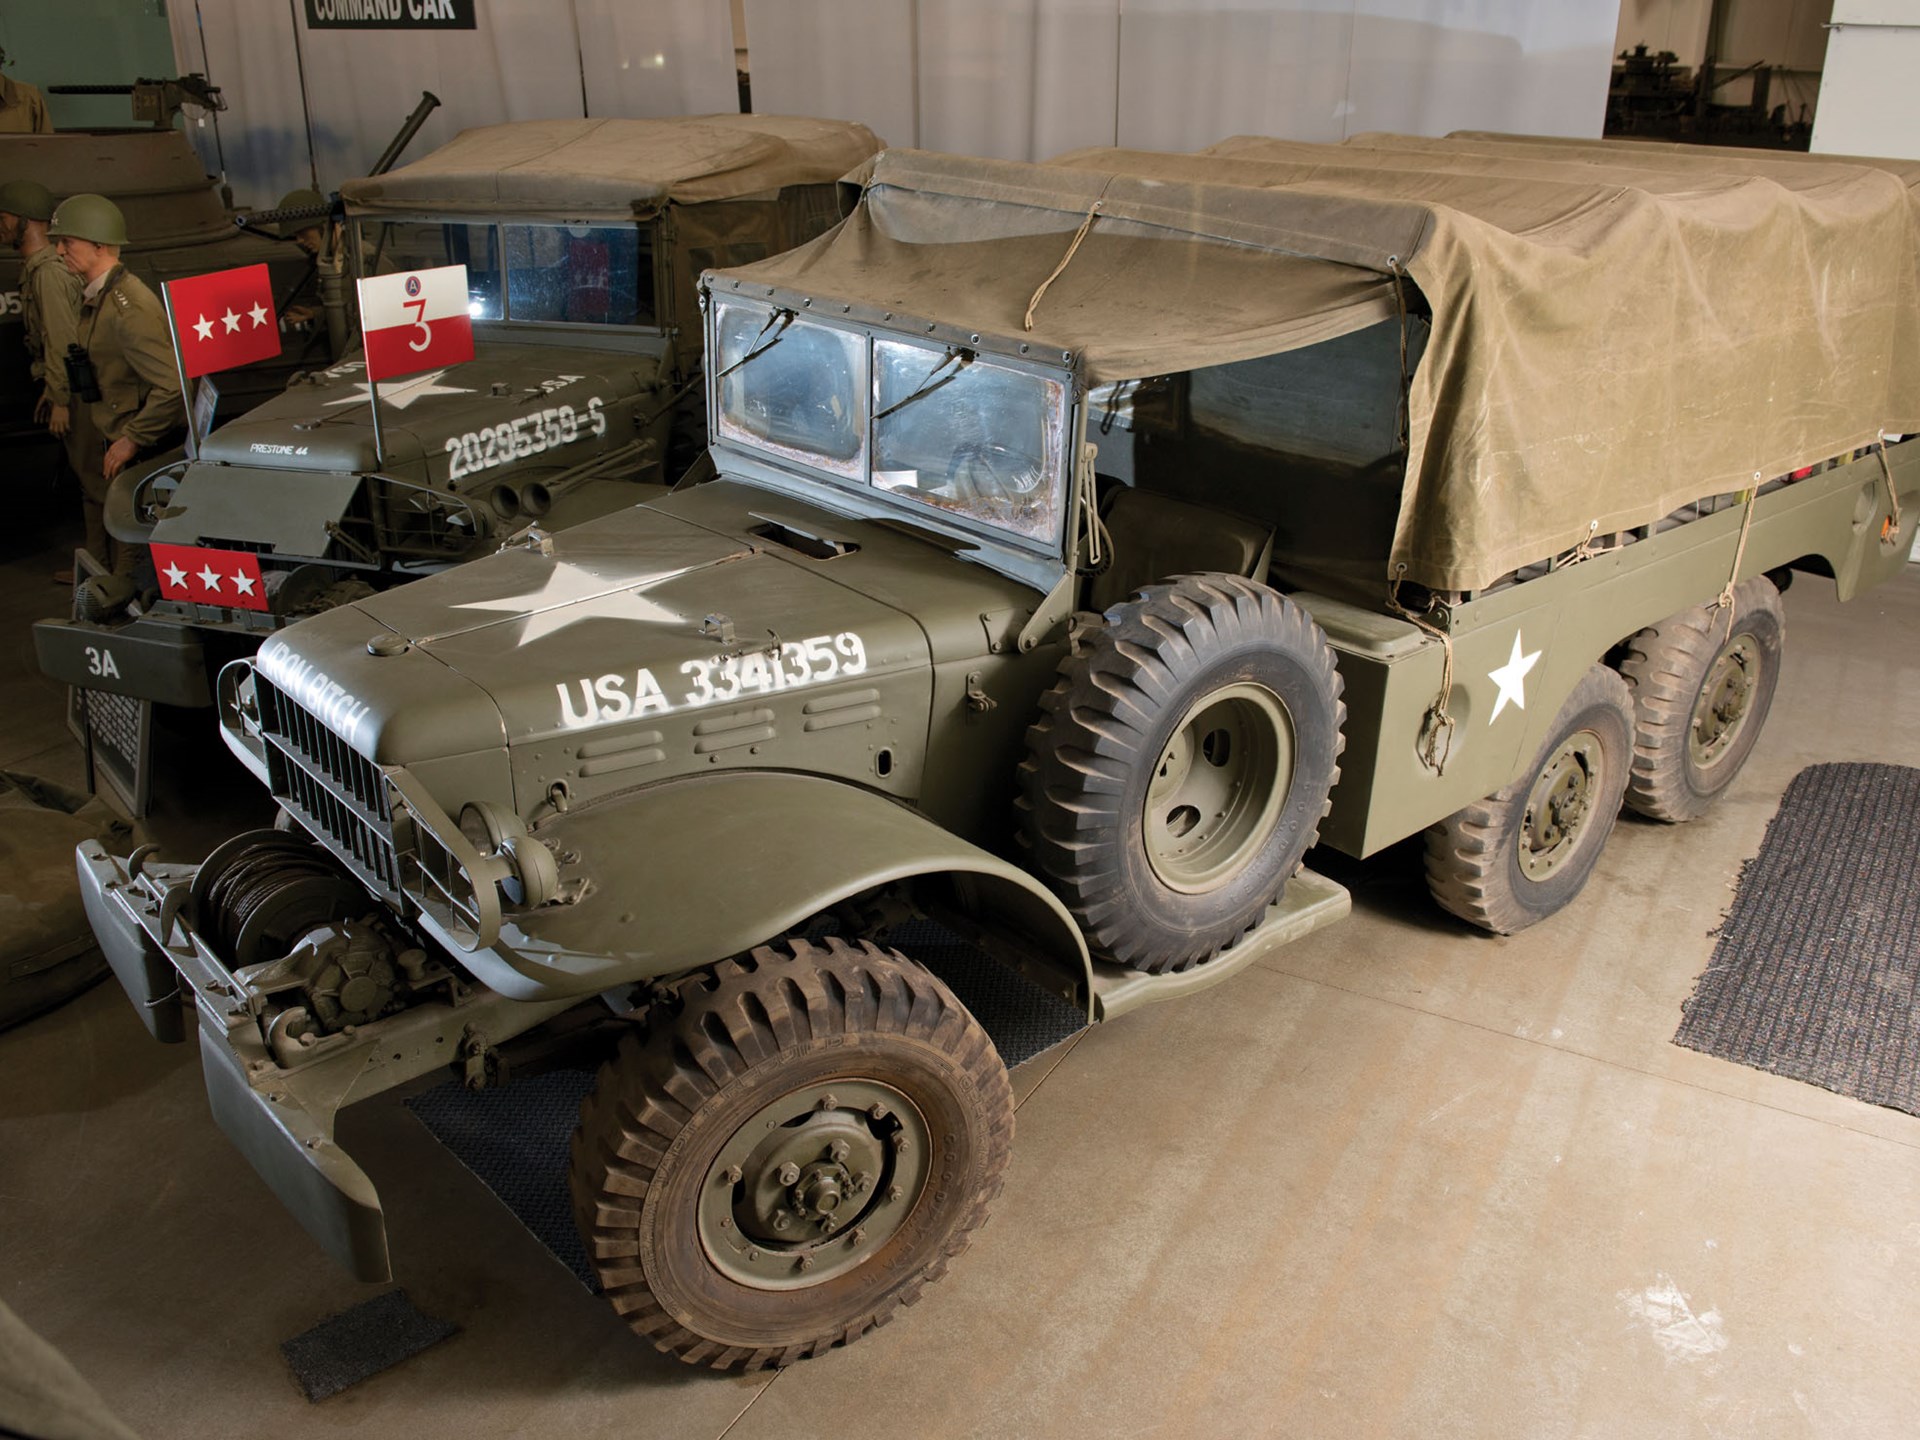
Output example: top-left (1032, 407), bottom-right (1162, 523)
top-left (64, 344), bottom-right (102, 405)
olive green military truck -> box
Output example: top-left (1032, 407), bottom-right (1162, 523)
top-left (32, 115), bottom-right (879, 811)
top-left (77, 136), bottom-right (1919, 1370)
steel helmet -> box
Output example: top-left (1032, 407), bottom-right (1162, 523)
top-left (0, 179), bottom-right (56, 222)
top-left (273, 188), bottom-right (327, 239)
top-left (48, 193), bottom-right (129, 247)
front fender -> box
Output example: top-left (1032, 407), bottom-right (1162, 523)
top-left (440, 772), bottom-right (1094, 1007)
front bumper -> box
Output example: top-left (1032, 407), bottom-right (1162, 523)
top-left (33, 614), bottom-right (212, 708)
top-left (76, 841), bottom-right (571, 1282)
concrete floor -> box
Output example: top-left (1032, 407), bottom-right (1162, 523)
top-left (3, 472), bottom-right (1918, 1439)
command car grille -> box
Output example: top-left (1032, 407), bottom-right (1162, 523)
top-left (254, 673), bottom-right (404, 897)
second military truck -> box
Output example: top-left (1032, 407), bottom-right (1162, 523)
top-left (34, 114), bottom-right (879, 810)
top-left (78, 136), bottom-right (1919, 1370)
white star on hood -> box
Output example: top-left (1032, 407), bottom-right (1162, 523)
top-left (444, 560), bottom-right (700, 645)
top-left (1487, 630), bottom-right (1541, 723)
top-left (322, 368), bottom-right (474, 411)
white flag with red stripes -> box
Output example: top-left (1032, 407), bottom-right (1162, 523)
top-left (358, 265), bottom-right (475, 382)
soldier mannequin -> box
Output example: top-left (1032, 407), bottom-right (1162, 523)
top-left (0, 180), bottom-right (81, 438)
top-left (273, 187), bottom-right (354, 356)
top-left (48, 194), bottom-right (185, 575)
top-left (0, 50), bottom-right (55, 135)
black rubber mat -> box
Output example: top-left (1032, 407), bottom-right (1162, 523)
top-left (1675, 762), bottom-right (1920, 1113)
top-left (280, 1289), bottom-right (458, 1402)
top-left (408, 926), bottom-right (1086, 1290)
top-left (406, 1070), bottom-right (601, 1288)
top-left (888, 918), bottom-right (1089, 1069)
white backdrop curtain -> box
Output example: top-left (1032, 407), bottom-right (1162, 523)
top-left (749, 0), bottom-right (1620, 159)
top-left (173, 0), bottom-right (1619, 207)
top-left (168, 0), bottom-right (739, 208)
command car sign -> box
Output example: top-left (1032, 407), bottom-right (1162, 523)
top-left (358, 265), bottom-right (475, 382)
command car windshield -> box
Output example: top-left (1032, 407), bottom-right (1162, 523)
top-left (357, 221), bottom-right (655, 326)
top-left (713, 297), bottom-right (1067, 545)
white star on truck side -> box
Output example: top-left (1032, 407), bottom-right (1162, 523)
top-left (1488, 630), bottom-right (1541, 723)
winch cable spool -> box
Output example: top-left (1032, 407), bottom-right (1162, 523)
top-left (193, 830), bottom-right (366, 970)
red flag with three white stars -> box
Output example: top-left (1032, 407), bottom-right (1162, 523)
top-left (164, 264), bottom-right (283, 378)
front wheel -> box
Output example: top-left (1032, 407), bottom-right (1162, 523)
top-left (1424, 664), bottom-right (1634, 934)
top-left (570, 938), bottom-right (1013, 1370)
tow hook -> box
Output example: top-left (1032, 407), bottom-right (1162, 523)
top-left (459, 1024), bottom-right (507, 1090)
top-left (964, 671), bottom-right (997, 715)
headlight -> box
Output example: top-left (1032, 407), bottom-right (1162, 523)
top-left (458, 801), bottom-right (559, 909)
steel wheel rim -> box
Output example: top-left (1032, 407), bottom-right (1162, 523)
top-left (1519, 731), bottom-right (1604, 881)
top-left (1144, 682), bottom-right (1294, 893)
top-left (697, 1078), bottom-right (930, 1292)
top-left (1690, 634), bottom-right (1759, 771)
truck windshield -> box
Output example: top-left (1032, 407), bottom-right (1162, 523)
top-left (713, 296), bottom-right (1067, 544)
top-left (714, 299), bottom-right (867, 477)
top-left (357, 221), bottom-right (656, 326)
top-left (872, 337), bottom-right (1065, 543)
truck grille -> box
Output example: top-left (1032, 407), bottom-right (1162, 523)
top-left (255, 673), bottom-right (403, 897)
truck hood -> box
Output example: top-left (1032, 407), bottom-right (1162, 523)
top-left (196, 344), bottom-right (659, 477)
top-left (346, 504), bottom-right (933, 750)
top-left (254, 612), bottom-right (506, 765)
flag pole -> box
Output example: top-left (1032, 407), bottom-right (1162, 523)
top-left (349, 229), bottom-right (385, 469)
top-left (367, 366), bottom-right (386, 469)
top-left (159, 283), bottom-right (200, 461)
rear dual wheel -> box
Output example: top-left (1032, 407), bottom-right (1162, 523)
top-left (569, 938), bottom-right (1012, 1370)
top-left (1617, 577), bottom-right (1784, 822)
top-left (1425, 665), bottom-right (1635, 934)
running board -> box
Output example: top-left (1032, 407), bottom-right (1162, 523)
top-left (1089, 867), bottom-right (1351, 1022)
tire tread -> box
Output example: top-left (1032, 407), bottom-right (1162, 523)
top-left (569, 938), bottom-right (1012, 1372)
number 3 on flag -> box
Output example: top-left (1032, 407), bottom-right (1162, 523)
top-left (404, 297), bottom-right (431, 353)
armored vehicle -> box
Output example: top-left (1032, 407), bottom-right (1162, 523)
top-left (77, 137), bottom-right (1919, 1369)
top-left (32, 115), bottom-right (880, 811)
top-left (0, 123), bottom-right (306, 441)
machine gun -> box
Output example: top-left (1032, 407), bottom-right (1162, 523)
top-left (46, 74), bottom-right (226, 129)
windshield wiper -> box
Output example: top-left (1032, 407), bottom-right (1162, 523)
top-left (874, 348), bottom-right (973, 423)
top-left (715, 308), bottom-right (797, 381)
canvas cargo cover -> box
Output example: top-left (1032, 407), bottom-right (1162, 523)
top-left (728, 139), bottom-right (1920, 592)
top-left (341, 115), bottom-right (881, 222)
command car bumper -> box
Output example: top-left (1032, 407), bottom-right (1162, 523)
top-left (33, 615), bottom-right (212, 708)
top-left (76, 840), bottom-right (570, 1283)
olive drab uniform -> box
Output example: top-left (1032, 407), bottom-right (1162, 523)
top-left (74, 266), bottom-right (186, 571)
top-left (0, 74), bottom-right (54, 134)
top-left (19, 246), bottom-right (83, 419)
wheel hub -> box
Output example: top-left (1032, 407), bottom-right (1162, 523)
top-left (1144, 682), bottom-right (1295, 893)
top-left (1691, 635), bottom-right (1757, 769)
top-left (1519, 731), bottom-right (1603, 880)
top-left (698, 1078), bottom-right (929, 1291)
